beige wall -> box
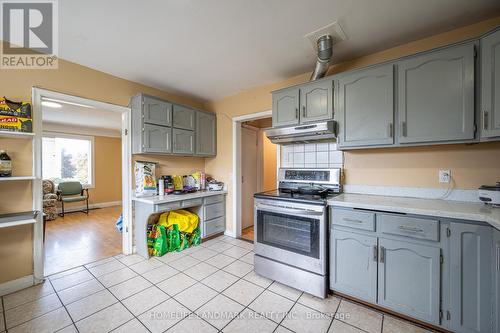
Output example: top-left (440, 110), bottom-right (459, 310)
top-left (0, 59), bottom-right (207, 284)
top-left (205, 16), bottom-right (500, 233)
top-left (261, 131), bottom-right (277, 192)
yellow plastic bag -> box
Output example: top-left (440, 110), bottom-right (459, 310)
top-left (166, 210), bottom-right (199, 233)
top-left (157, 211), bottom-right (170, 228)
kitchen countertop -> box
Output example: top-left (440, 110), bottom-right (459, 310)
top-left (132, 190), bottom-right (227, 205)
top-left (328, 193), bottom-right (500, 230)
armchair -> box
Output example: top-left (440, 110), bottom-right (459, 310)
top-left (58, 181), bottom-right (89, 217)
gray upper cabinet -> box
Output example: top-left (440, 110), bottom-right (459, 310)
top-left (172, 104), bottom-right (196, 130)
top-left (143, 96), bottom-right (172, 127)
top-left (378, 238), bottom-right (440, 324)
top-left (300, 79), bottom-right (333, 123)
top-left (338, 64), bottom-right (394, 148)
top-left (142, 124), bottom-right (171, 153)
top-left (196, 111), bottom-right (217, 156)
top-left (481, 29), bottom-right (500, 139)
top-left (131, 93), bottom-right (216, 156)
top-left (397, 43), bottom-right (476, 144)
top-left (330, 229), bottom-right (378, 303)
top-left (272, 87), bottom-right (300, 127)
top-left (449, 222), bottom-right (492, 333)
top-left (172, 128), bottom-right (195, 155)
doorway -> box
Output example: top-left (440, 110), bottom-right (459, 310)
top-left (32, 88), bottom-right (132, 280)
top-left (237, 116), bottom-right (277, 242)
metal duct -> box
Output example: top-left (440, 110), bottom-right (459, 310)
top-left (309, 35), bottom-right (333, 81)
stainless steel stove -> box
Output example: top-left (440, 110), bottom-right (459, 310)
top-left (253, 168), bottom-right (341, 298)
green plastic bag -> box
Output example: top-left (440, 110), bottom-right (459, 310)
top-left (147, 224), bottom-right (156, 257)
top-left (167, 224), bottom-right (181, 252)
top-left (152, 224), bottom-right (168, 256)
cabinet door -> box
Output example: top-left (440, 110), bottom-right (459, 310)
top-left (196, 111), bottom-right (216, 156)
top-left (378, 238), bottom-right (440, 324)
top-left (143, 124), bottom-right (171, 153)
top-left (300, 79), bottom-right (333, 123)
top-left (172, 104), bottom-right (195, 130)
top-left (330, 229), bottom-right (378, 303)
top-left (397, 43), bottom-right (475, 144)
top-left (143, 96), bottom-right (172, 126)
top-left (449, 223), bottom-right (492, 333)
top-left (495, 229), bottom-right (500, 333)
top-left (172, 128), bottom-right (195, 155)
top-left (272, 88), bottom-right (300, 127)
top-left (338, 64), bottom-right (394, 148)
top-left (481, 30), bottom-right (500, 138)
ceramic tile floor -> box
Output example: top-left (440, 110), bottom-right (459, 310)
top-left (0, 235), bottom-right (436, 333)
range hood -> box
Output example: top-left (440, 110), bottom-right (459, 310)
top-left (265, 121), bottom-right (336, 144)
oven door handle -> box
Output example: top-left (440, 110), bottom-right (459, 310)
top-left (255, 204), bottom-right (324, 217)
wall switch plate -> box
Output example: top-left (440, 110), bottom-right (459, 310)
top-left (439, 169), bottom-right (451, 183)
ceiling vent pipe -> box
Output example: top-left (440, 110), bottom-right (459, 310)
top-left (310, 35), bottom-right (333, 81)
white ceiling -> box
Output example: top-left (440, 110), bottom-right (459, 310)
top-left (59, 0), bottom-right (500, 102)
top-left (42, 102), bottom-right (122, 131)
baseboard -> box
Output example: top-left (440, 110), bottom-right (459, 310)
top-left (224, 230), bottom-right (236, 238)
top-left (57, 200), bottom-right (121, 214)
top-left (0, 275), bottom-right (34, 296)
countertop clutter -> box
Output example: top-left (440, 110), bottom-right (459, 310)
top-left (328, 193), bottom-right (500, 230)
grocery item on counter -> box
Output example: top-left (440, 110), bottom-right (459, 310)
top-left (158, 176), bottom-right (165, 196)
top-left (173, 175), bottom-right (183, 191)
top-left (164, 176), bottom-right (174, 194)
top-left (134, 161), bottom-right (157, 197)
top-left (200, 172), bottom-right (206, 190)
top-left (207, 177), bottom-right (224, 191)
top-left (192, 172), bottom-right (201, 190)
top-left (0, 150), bottom-right (12, 177)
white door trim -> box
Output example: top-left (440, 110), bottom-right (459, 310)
top-left (231, 110), bottom-right (272, 238)
top-left (32, 87), bottom-right (133, 281)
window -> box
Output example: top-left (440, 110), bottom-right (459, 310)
top-left (42, 133), bottom-right (94, 187)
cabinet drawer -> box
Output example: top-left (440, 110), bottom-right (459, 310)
top-left (156, 201), bottom-right (181, 212)
top-left (331, 208), bottom-right (375, 231)
top-left (204, 195), bottom-right (224, 205)
top-left (181, 198), bottom-right (203, 208)
top-left (378, 214), bottom-right (439, 241)
top-left (204, 202), bottom-right (224, 221)
top-left (203, 216), bottom-right (225, 238)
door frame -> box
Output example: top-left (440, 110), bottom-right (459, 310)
top-left (230, 110), bottom-right (278, 238)
top-left (32, 87), bottom-right (133, 281)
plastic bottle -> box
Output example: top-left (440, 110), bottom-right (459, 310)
top-left (158, 176), bottom-right (165, 196)
top-left (0, 150), bottom-right (12, 177)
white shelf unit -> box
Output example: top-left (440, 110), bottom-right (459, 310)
top-left (0, 131), bottom-right (35, 139)
top-left (0, 218), bottom-right (36, 228)
top-left (0, 176), bottom-right (36, 181)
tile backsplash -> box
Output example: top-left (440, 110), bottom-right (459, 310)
top-left (281, 142), bottom-right (343, 169)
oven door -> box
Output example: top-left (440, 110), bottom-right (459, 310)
top-left (254, 199), bottom-right (326, 275)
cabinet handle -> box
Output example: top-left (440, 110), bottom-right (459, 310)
top-left (343, 218), bottom-right (363, 224)
top-left (497, 246), bottom-right (500, 272)
top-left (398, 225), bottom-right (424, 233)
top-left (295, 108), bottom-right (299, 119)
top-left (302, 106), bottom-right (306, 118)
top-left (483, 111), bottom-right (489, 130)
top-left (387, 123), bottom-right (393, 138)
top-left (401, 121), bottom-right (407, 137)
top-left (373, 245), bottom-right (378, 262)
top-left (379, 246), bottom-right (385, 263)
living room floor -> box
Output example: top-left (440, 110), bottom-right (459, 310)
top-left (1, 235), bottom-right (434, 333)
top-left (44, 206), bottom-right (122, 276)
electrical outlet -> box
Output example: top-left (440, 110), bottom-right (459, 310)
top-left (439, 169), bottom-right (451, 183)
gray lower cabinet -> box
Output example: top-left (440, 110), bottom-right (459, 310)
top-left (172, 104), bottom-right (195, 130)
top-left (196, 111), bottom-right (216, 156)
top-left (481, 29), bottom-right (500, 139)
top-left (338, 64), bottom-right (394, 148)
top-left (272, 87), bottom-right (300, 127)
top-left (397, 42), bottom-right (476, 144)
top-left (330, 229), bottom-right (378, 303)
top-left (300, 79), bottom-right (333, 123)
top-left (378, 238), bottom-right (440, 324)
top-left (143, 124), bottom-right (171, 153)
top-left (172, 128), bottom-right (195, 155)
top-left (448, 222), bottom-right (492, 333)
top-left (494, 229), bottom-right (500, 333)
top-left (143, 95), bottom-right (172, 126)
